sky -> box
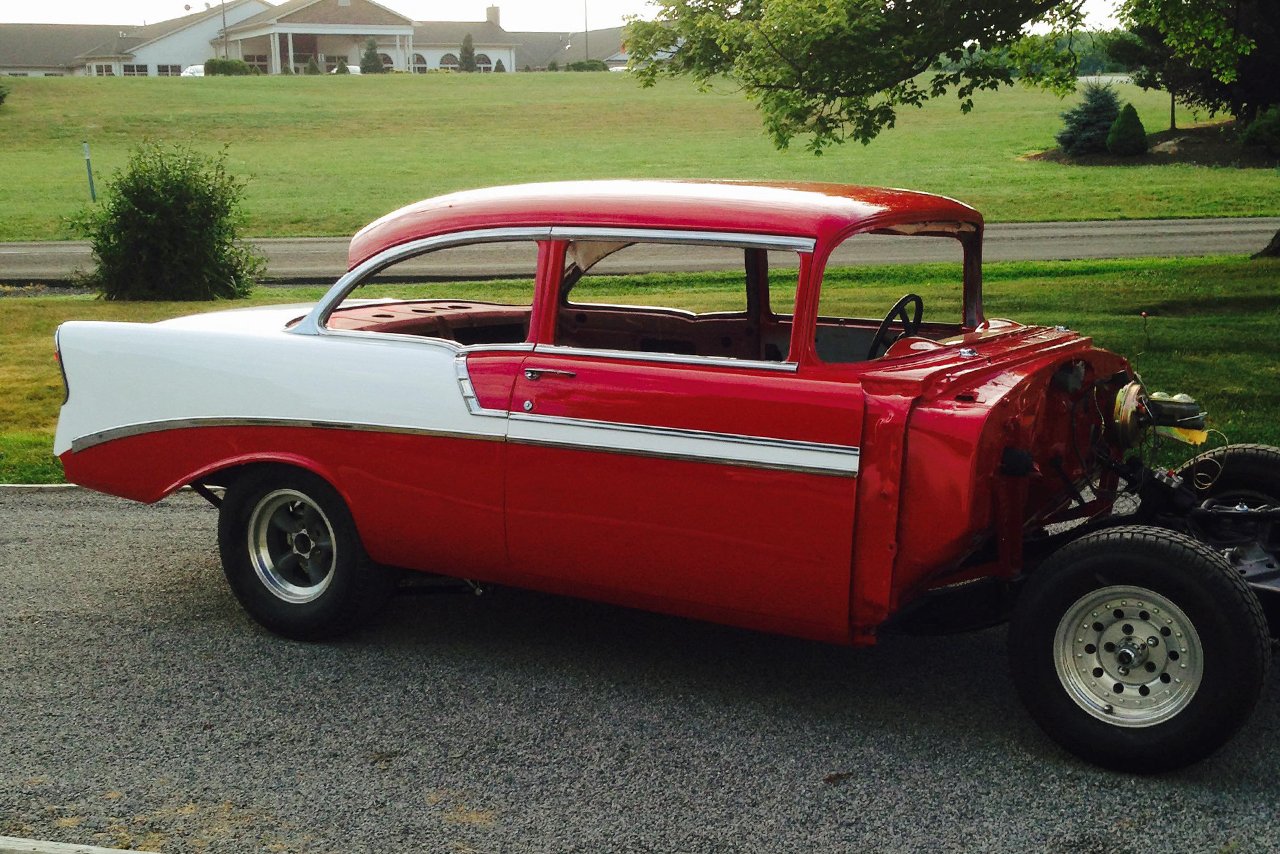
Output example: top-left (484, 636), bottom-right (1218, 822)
top-left (0, 0), bottom-right (1120, 32)
top-left (0, 0), bottom-right (656, 31)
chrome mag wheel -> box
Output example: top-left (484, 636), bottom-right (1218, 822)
top-left (1054, 585), bottom-right (1203, 728)
top-left (246, 488), bottom-right (338, 604)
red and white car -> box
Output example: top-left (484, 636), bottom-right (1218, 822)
top-left (54, 181), bottom-right (1278, 771)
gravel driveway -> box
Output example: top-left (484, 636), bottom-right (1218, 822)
top-left (2, 489), bottom-right (1277, 853)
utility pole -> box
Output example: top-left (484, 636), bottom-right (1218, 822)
top-left (221, 0), bottom-right (228, 59)
top-left (583, 1), bottom-right (589, 62)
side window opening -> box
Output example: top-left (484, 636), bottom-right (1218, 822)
top-left (814, 225), bottom-right (971, 363)
top-left (324, 240), bottom-right (539, 345)
top-left (554, 241), bottom-right (801, 362)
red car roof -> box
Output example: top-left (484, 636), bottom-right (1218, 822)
top-left (347, 180), bottom-right (983, 269)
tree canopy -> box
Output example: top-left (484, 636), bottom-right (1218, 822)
top-left (625, 0), bottom-right (1279, 151)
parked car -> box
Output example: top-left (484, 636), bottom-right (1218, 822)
top-left (330, 64), bottom-right (362, 74)
top-left (179, 64), bottom-right (203, 77)
top-left (53, 180), bottom-right (1277, 772)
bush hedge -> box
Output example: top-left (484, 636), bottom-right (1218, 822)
top-left (72, 142), bottom-right (264, 301)
top-left (1107, 103), bottom-right (1148, 156)
top-left (1242, 107), bottom-right (1280, 156)
top-left (0, 82), bottom-right (9, 107)
top-left (204, 58), bottom-right (255, 76)
top-left (566, 59), bottom-right (609, 72)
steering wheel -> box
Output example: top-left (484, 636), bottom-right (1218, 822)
top-left (866, 293), bottom-right (924, 360)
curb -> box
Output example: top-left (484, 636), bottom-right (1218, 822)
top-left (0, 484), bottom-right (78, 489)
top-left (0, 837), bottom-right (158, 854)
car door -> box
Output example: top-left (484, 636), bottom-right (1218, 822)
top-left (495, 238), bottom-right (865, 643)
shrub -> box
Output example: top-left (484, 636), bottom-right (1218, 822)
top-left (0, 81), bottom-right (9, 107)
top-left (1107, 103), bottom-right (1148, 156)
top-left (460, 34), bottom-right (477, 72)
top-left (494, 58), bottom-right (506, 73)
top-left (360, 38), bottom-right (384, 74)
top-left (333, 59), bottom-right (350, 74)
top-left (71, 142), bottom-right (264, 301)
top-left (547, 60), bottom-right (559, 72)
top-left (1242, 107), bottom-right (1280, 156)
top-left (305, 56), bottom-right (321, 75)
top-left (204, 58), bottom-right (254, 76)
top-left (280, 62), bottom-right (293, 75)
top-left (1056, 83), bottom-right (1120, 156)
top-left (566, 59), bottom-right (609, 72)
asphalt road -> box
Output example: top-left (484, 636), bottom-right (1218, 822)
top-left (3, 218), bottom-right (1279, 284)
top-left (2, 488), bottom-right (1278, 853)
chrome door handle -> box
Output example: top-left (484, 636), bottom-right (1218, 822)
top-left (524, 368), bottom-right (576, 380)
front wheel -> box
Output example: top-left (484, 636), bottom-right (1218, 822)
top-left (217, 466), bottom-right (396, 640)
top-left (1009, 526), bottom-right (1270, 772)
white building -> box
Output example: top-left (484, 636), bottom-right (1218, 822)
top-left (0, 3), bottom-right (606, 77)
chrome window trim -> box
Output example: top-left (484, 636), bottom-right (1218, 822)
top-left (532, 344), bottom-right (799, 373)
top-left (69, 417), bottom-right (503, 454)
top-left (294, 226), bottom-right (815, 336)
top-left (294, 226), bottom-right (553, 335)
top-left (549, 227), bottom-right (816, 253)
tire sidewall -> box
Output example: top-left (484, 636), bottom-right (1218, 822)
top-left (218, 467), bottom-right (374, 640)
top-left (1010, 528), bottom-right (1265, 772)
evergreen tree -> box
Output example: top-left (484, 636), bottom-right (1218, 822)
top-left (360, 38), bottom-right (384, 74)
top-left (1107, 103), bottom-right (1148, 156)
top-left (333, 58), bottom-right (350, 74)
top-left (305, 56), bottom-right (321, 75)
top-left (460, 34), bottom-right (477, 72)
top-left (494, 58), bottom-right (506, 73)
top-left (1056, 83), bottom-right (1119, 156)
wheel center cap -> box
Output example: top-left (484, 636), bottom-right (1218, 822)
top-left (1115, 640), bottom-right (1149, 669)
top-left (293, 532), bottom-right (313, 556)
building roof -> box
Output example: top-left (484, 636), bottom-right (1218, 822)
top-left (71, 0), bottom-right (264, 61)
top-left (0, 23), bottom-right (121, 68)
top-left (347, 180), bottom-right (983, 268)
top-left (412, 20), bottom-right (517, 48)
top-left (227, 0), bottom-right (413, 33)
top-left (511, 25), bottom-right (626, 69)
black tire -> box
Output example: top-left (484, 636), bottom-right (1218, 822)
top-left (217, 466), bottom-right (396, 640)
top-left (1178, 442), bottom-right (1280, 503)
top-left (1009, 525), bottom-right (1270, 772)
top-left (1177, 443), bottom-right (1280, 637)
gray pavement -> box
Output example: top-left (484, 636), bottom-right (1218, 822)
top-left (3, 218), bottom-right (1279, 284)
top-left (2, 488), bottom-right (1278, 853)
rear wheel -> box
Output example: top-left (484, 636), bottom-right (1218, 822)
top-left (218, 466), bottom-right (396, 640)
top-left (1009, 526), bottom-right (1269, 772)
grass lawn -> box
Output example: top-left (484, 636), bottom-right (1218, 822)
top-left (1, 74), bottom-right (1277, 242)
top-left (2, 256), bottom-right (1277, 484)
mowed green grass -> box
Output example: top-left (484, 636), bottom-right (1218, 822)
top-left (1, 74), bottom-right (1277, 241)
top-left (2, 256), bottom-right (1277, 483)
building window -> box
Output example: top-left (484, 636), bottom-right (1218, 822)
top-left (156, 64), bottom-right (181, 76)
top-left (93, 64), bottom-right (115, 76)
top-left (7, 72), bottom-right (29, 77)
top-left (378, 53), bottom-right (393, 70)
top-left (45, 72), bottom-right (64, 77)
top-left (411, 53), bottom-right (427, 73)
top-left (439, 53), bottom-right (458, 71)
top-left (122, 64), bottom-right (148, 76)
top-left (244, 54), bottom-right (268, 73)
top-left (475, 53), bottom-right (492, 72)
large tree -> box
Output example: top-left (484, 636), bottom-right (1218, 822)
top-left (626, 0), bottom-right (1278, 149)
top-left (626, 0), bottom-right (1086, 152)
top-left (1122, 0), bottom-right (1278, 124)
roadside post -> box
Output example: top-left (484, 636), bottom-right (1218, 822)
top-left (82, 141), bottom-right (96, 202)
